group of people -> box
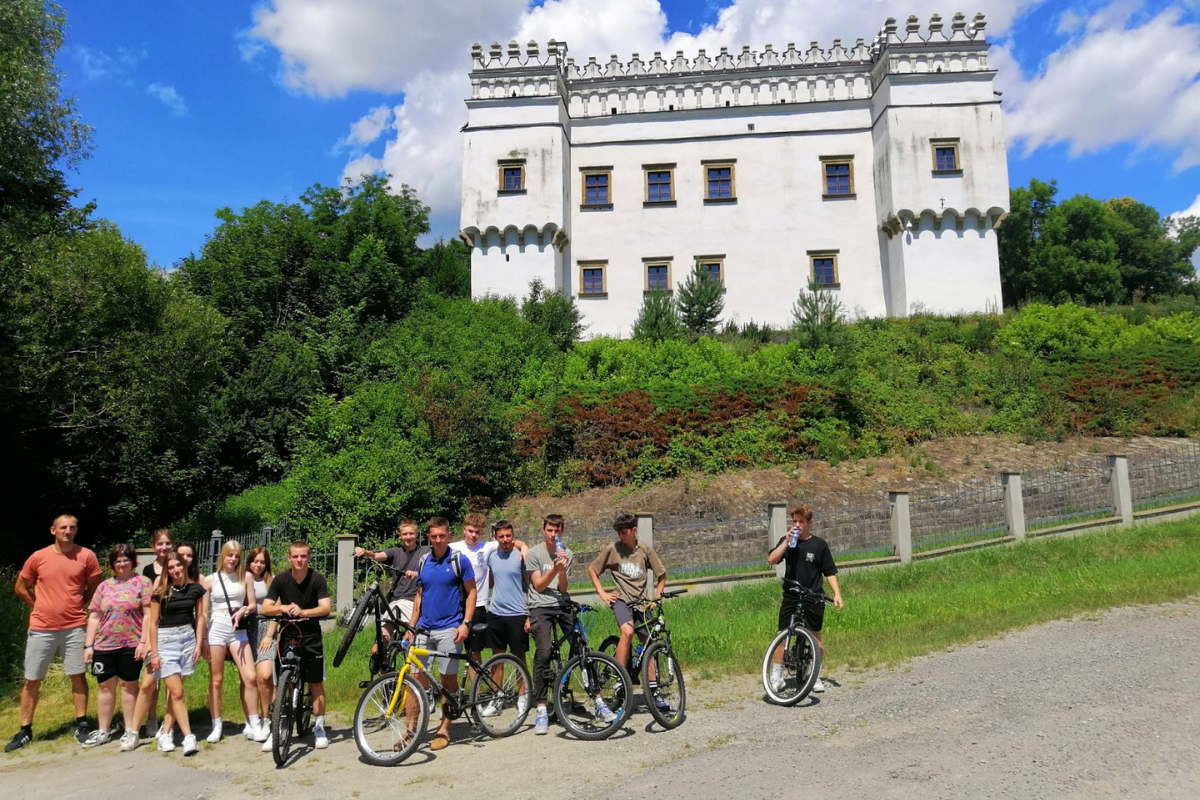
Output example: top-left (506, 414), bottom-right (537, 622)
top-left (7, 515), bottom-right (331, 756)
top-left (8, 504), bottom-right (845, 756)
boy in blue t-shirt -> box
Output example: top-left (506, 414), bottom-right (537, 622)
top-left (407, 517), bottom-right (475, 751)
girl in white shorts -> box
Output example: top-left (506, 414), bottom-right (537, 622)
top-left (203, 540), bottom-right (265, 743)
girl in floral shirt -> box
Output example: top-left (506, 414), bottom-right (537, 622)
top-left (83, 544), bottom-right (152, 750)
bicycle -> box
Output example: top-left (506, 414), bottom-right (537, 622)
top-left (597, 588), bottom-right (687, 729)
top-left (761, 580), bottom-right (832, 706)
top-left (333, 560), bottom-right (407, 679)
top-left (542, 599), bottom-right (632, 740)
top-left (263, 615), bottom-right (322, 767)
top-left (352, 622), bottom-right (531, 766)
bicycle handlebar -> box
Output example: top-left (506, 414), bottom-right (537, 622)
top-left (783, 579), bottom-right (834, 604)
top-left (624, 588), bottom-right (687, 608)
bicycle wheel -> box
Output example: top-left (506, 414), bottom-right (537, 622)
top-left (333, 586), bottom-right (376, 668)
top-left (353, 671), bottom-right (429, 767)
top-left (761, 626), bottom-right (821, 706)
top-left (272, 667), bottom-right (297, 766)
top-left (471, 653), bottom-right (532, 738)
top-left (597, 634), bottom-right (639, 684)
top-left (641, 641), bottom-right (686, 729)
top-left (553, 652), bottom-right (631, 741)
top-left (295, 681), bottom-right (314, 736)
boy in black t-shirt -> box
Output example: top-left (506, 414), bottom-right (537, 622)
top-left (766, 504), bottom-right (843, 693)
top-left (261, 542), bottom-right (331, 750)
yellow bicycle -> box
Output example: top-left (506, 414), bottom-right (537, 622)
top-left (352, 625), bottom-right (530, 766)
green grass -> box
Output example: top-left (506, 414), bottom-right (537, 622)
top-left (3, 517), bottom-right (1198, 740)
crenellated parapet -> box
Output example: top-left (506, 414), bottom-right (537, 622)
top-left (469, 12), bottom-right (994, 114)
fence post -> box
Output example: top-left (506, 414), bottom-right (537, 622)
top-left (768, 503), bottom-right (787, 577)
top-left (1001, 472), bottom-right (1026, 541)
top-left (889, 492), bottom-right (912, 564)
top-left (336, 533), bottom-right (357, 614)
top-left (209, 529), bottom-right (224, 575)
top-left (1108, 454), bottom-right (1133, 524)
top-left (635, 512), bottom-right (654, 548)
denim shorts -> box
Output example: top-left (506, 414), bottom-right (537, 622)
top-left (155, 625), bottom-right (197, 679)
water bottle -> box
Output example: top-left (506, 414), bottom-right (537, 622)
top-left (554, 535), bottom-right (566, 558)
top-left (787, 525), bottom-right (800, 549)
top-left (634, 643), bottom-right (643, 662)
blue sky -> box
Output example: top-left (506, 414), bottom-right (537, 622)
top-left (56, 0), bottom-right (1200, 269)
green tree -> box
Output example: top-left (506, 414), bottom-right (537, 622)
top-left (1105, 197), bottom-right (1195, 299)
top-left (416, 238), bottom-right (471, 299)
top-left (631, 289), bottom-right (683, 343)
top-left (521, 277), bottom-right (584, 351)
top-left (1027, 196), bottom-right (1125, 305)
top-left (791, 281), bottom-right (848, 351)
top-left (676, 263), bottom-right (724, 336)
top-left (0, 0), bottom-right (91, 233)
top-left (998, 179), bottom-right (1058, 305)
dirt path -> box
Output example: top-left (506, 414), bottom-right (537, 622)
top-left (3, 599), bottom-right (1198, 800)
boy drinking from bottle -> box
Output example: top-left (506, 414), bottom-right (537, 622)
top-left (766, 504), bottom-right (843, 693)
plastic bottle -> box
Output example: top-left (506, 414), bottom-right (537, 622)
top-left (787, 525), bottom-right (800, 549)
top-left (634, 643), bottom-right (644, 661)
top-left (554, 534), bottom-right (566, 558)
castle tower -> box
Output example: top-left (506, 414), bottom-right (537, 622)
top-left (460, 40), bottom-right (571, 300)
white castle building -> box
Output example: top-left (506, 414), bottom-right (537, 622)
top-left (460, 13), bottom-right (1009, 337)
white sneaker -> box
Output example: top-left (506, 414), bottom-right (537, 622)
top-left (81, 729), bottom-right (112, 749)
top-left (251, 720), bottom-right (269, 742)
top-left (157, 732), bottom-right (175, 752)
top-left (517, 694), bottom-right (529, 716)
top-left (480, 701), bottom-right (500, 718)
top-left (593, 700), bottom-right (617, 723)
top-left (314, 728), bottom-right (328, 749)
top-left (182, 734), bottom-right (198, 755)
top-left (118, 729), bottom-right (140, 752)
top-left (261, 733), bottom-right (273, 753)
top-left (769, 668), bottom-right (785, 694)
top-left (533, 713), bottom-right (549, 735)
top-left (206, 720), bottom-right (222, 744)
top-left (812, 678), bottom-right (826, 693)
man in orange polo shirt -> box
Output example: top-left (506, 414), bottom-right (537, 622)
top-left (7, 515), bottom-right (102, 752)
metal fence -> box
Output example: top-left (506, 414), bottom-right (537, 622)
top-left (910, 480), bottom-right (1007, 551)
top-left (814, 501), bottom-right (893, 557)
top-left (1130, 442), bottom-right (1200, 510)
top-left (1023, 459), bottom-right (1114, 530)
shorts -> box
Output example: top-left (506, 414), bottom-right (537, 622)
top-left (252, 617), bottom-right (277, 664)
top-left (207, 614), bottom-right (250, 648)
top-left (25, 626), bottom-right (86, 680)
top-left (611, 599), bottom-right (646, 630)
top-left (778, 597), bottom-right (825, 633)
top-left (155, 625), bottom-right (198, 679)
top-left (92, 646), bottom-right (143, 683)
top-left (274, 624), bottom-right (326, 684)
top-left (415, 628), bottom-right (461, 676)
top-left (487, 614), bottom-right (528, 656)
top-left (464, 606), bottom-right (489, 654)
top-left (386, 598), bottom-right (415, 629)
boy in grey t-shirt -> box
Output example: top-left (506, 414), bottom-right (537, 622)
top-left (485, 521), bottom-right (529, 657)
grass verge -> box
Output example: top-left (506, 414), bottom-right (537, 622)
top-left (2, 517), bottom-right (1197, 740)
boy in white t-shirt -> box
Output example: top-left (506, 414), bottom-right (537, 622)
top-left (450, 513), bottom-right (528, 664)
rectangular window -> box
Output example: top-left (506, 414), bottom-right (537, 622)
top-left (644, 260), bottom-right (672, 292)
top-left (578, 261), bottom-right (607, 296)
top-left (932, 140), bottom-right (961, 173)
top-left (498, 160), bottom-right (526, 193)
top-left (581, 169), bottom-right (611, 207)
top-left (643, 164), bottom-right (676, 204)
top-left (695, 257), bottom-right (724, 286)
top-left (704, 161), bottom-right (735, 201)
top-left (808, 252), bottom-right (840, 288)
top-left (821, 157), bottom-right (854, 196)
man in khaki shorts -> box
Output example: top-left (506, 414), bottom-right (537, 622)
top-left (8, 514), bottom-right (103, 751)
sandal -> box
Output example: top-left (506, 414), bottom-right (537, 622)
top-left (430, 732), bottom-right (450, 751)
top-left (393, 729), bottom-right (417, 751)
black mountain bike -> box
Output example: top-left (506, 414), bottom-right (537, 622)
top-left (597, 588), bottom-right (687, 729)
top-left (266, 615), bottom-right (321, 766)
top-left (333, 560), bottom-right (406, 678)
top-left (761, 580), bottom-right (832, 706)
top-left (544, 599), bottom-right (632, 740)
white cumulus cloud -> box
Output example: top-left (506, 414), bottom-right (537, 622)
top-left (340, 105), bottom-right (394, 151)
top-left (1004, 5), bottom-right (1200, 171)
top-left (147, 83), bottom-right (188, 116)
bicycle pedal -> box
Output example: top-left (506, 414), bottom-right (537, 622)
top-left (359, 680), bottom-right (371, 689)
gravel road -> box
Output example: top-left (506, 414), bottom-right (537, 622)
top-left (3, 599), bottom-right (1196, 800)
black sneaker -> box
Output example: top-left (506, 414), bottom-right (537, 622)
top-left (5, 729), bottom-right (32, 753)
top-left (74, 720), bottom-right (91, 744)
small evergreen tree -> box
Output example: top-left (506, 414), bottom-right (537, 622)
top-left (791, 281), bottom-right (848, 350)
top-left (631, 289), bottom-right (683, 342)
top-left (521, 277), bottom-right (584, 351)
top-left (676, 263), bottom-right (724, 336)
